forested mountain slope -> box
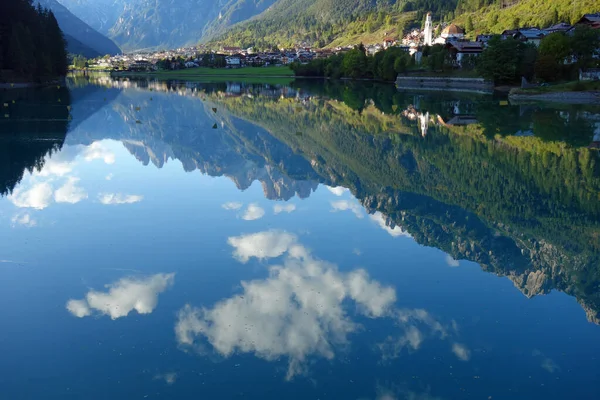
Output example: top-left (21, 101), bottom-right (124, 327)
top-left (209, 0), bottom-right (443, 48)
top-left (210, 0), bottom-right (598, 48)
top-left (454, 0), bottom-right (599, 36)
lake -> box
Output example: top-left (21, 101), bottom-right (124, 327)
top-left (1, 76), bottom-right (599, 400)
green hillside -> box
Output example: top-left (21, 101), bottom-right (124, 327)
top-left (454, 0), bottom-right (600, 38)
top-left (208, 0), bottom-right (599, 48)
top-left (206, 0), bottom-right (453, 48)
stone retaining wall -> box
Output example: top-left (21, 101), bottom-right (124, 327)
top-left (396, 76), bottom-right (494, 93)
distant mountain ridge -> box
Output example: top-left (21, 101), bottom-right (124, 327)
top-left (57, 0), bottom-right (278, 51)
top-left (37, 0), bottom-right (121, 57)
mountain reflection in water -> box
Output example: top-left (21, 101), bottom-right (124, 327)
top-left (58, 76), bottom-right (600, 324)
top-left (1, 75), bottom-right (599, 399)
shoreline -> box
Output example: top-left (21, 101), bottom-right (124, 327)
top-left (110, 67), bottom-right (295, 80)
top-left (395, 76), bottom-right (494, 94)
top-left (0, 78), bottom-right (64, 89)
top-left (396, 85), bottom-right (494, 94)
top-left (112, 71), bottom-right (398, 83)
top-left (111, 72), bottom-right (297, 79)
top-left (508, 91), bottom-right (600, 105)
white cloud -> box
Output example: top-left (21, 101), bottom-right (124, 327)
top-left (54, 177), bottom-right (88, 204)
top-left (11, 212), bottom-right (37, 228)
top-left (377, 309), bottom-right (449, 361)
top-left (222, 202), bottom-right (243, 210)
top-left (346, 269), bottom-right (397, 317)
top-left (179, 232), bottom-right (468, 379)
top-left (34, 159), bottom-right (74, 177)
top-left (330, 200), bottom-right (364, 218)
top-left (445, 255), bottom-right (460, 267)
top-left (378, 326), bottom-right (424, 360)
top-left (99, 193), bottom-right (143, 205)
top-left (452, 343), bottom-right (471, 361)
top-left (106, 173), bottom-right (114, 181)
top-left (27, 142), bottom-right (114, 180)
top-left (326, 186), bottom-right (348, 197)
top-left (242, 203), bottom-right (265, 221)
top-left (369, 212), bottom-right (411, 237)
top-left (227, 230), bottom-right (300, 263)
top-left (176, 233), bottom-right (396, 380)
top-left (66, 273), bottom-right (174, 319)
top-left (273, 204), bottom-right (296, 214)
top-left (83, 142), bottom-right (115, 164)
top-left (31, 145), bottom-right (81, 178)
top-left (396, 309), bottom-right (447, 337)
top-left (66, 299), bottom-right (92, 318)
top-left (8, 182), bottom-right (53, 210)
top-left (154, 372), bottom-right (177, 385)
top-left (541, 357), bottom-right (560, 373)
top-left (533, 349), bottom-right (560, 373)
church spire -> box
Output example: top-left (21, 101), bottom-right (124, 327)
top-left (424, 12), bottom-right (433, 46)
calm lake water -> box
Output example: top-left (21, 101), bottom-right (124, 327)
top-left (1, 76), bottom-right (599, 400)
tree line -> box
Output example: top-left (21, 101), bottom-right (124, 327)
top-left (291, 45), bottom-right (414, 81)
top-left (0, 0), bottom-right (68, 82)
top-left (477, 25), bottom-right (599, 84)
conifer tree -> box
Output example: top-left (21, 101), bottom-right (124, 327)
top-left (0, 0), bottom-right (68, 81)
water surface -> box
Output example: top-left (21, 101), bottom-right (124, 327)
top-left (1, 77), bottom-right (599, 400)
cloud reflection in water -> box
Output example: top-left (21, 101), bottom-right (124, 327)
top-left (67, 273), bottom-right (174, 319)
top-left (176, 231), bottom-right (396, 379)
top-left (176, 231), bottom-right (466, 379)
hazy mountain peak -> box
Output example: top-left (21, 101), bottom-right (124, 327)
top-left (37, 0), bottom-right (121, 56)
top-left (57, 0), bottom-right (277, 51)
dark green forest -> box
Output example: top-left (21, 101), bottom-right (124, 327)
top-left (292, 45), bottom-right (414, 81)
top-left (0, 0), bottom-right (68, 82)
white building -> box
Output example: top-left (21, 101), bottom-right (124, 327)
top-left (226, 56), bottom-right (241, 67)
top-left (423, 12), bottom-right (433, 46)
top-left (419, 112), bottom-right (430, 137)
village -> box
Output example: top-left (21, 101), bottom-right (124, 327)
top-left (89, 45), bottom-right (339, 72)
top-left (85, 12), bottom-right (600, 74)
